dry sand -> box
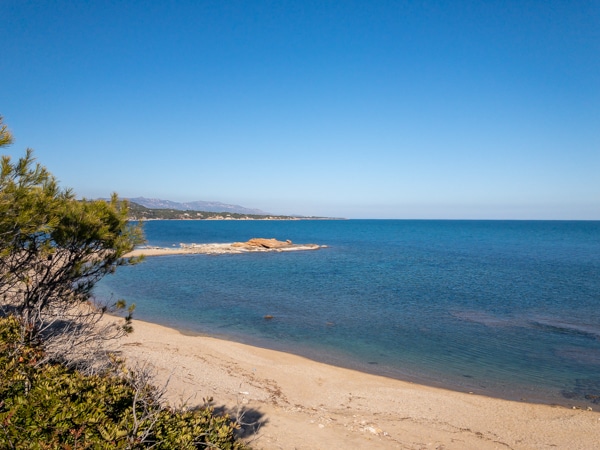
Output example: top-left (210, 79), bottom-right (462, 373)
top-left (114, 318), bottom-right (600, 449)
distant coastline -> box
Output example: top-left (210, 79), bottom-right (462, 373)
top-left (127, 201), bottom-right (343, 221)
top-left (130, 216), bottom-right (340, 221)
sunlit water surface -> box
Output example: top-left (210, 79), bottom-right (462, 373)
top-left (95, 220), bottom-right (600, 406)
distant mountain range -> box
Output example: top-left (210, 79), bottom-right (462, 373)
top-left (127, 197), bottom-right (270, 215)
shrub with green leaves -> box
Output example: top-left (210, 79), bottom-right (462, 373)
top-left (0, 316), bottom-right (248, 449)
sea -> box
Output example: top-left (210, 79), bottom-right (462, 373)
top-left (94, 219), bottom-right (600, 407)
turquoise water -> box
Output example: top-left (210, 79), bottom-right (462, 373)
top-left (94, 220), bottom-right (600, 406)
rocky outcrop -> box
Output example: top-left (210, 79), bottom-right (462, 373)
top-left (231, 238), bottom-right (294, 249)
top-left (125, 238), bottom-right (323, 257)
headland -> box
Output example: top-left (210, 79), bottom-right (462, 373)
top-left (125, 238), bottom-right (324, 257)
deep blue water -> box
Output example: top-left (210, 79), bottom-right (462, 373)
top-left (94, 220), bottom-right (600, 406)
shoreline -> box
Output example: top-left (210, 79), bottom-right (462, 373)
top-left (113, 317), bottom-right (600, 449)
top-left (149, 320), bottom-right (579, 409)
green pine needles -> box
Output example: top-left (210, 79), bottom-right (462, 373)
top-left (0, 147), bottom-right (144, 349)
top-left (0, 117), bottom-right (249, 448)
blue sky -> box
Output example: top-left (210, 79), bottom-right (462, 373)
top-left (1, 1), bottom-right (598, 219)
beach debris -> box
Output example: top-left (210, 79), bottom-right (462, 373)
top-left (363, 425), bottom-right (384, 435)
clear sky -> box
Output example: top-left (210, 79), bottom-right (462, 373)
top-left (1, 1), bottom-right (598, 219)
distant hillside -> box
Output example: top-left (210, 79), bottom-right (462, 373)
top-left (127, 202), bottom-right (307, 221)
top-left (128, 197), bottom-right (269, 215)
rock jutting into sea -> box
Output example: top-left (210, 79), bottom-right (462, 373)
top-left (124, 238), bottom-right (324, 257)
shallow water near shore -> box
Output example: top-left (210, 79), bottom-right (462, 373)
top-left (95, 220), bottom-right (600, 406)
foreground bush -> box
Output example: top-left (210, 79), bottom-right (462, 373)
top-left (0, 316), bottom-right (248, 449)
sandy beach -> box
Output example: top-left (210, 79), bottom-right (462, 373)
top-left (113, 318), bottom-right (600, 449)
